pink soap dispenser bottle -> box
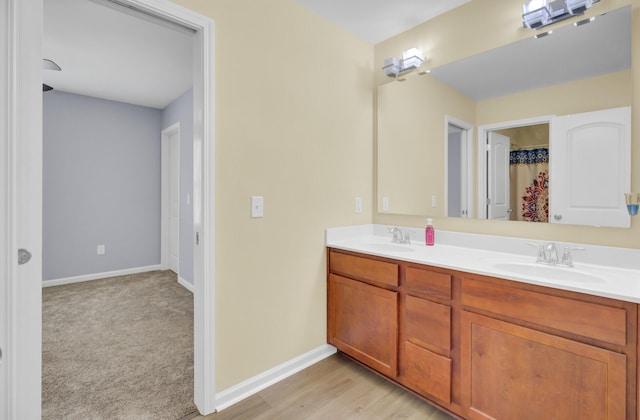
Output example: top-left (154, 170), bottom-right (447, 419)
top-left (425, 218), bottom-right (435, 246)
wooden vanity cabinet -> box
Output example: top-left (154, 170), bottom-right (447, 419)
top-left (327, 251), bottom-right (399, 378)
top-left (327, 248), bottom-right (638, 419)
top-left (461, 277), bottom-right (636, 420)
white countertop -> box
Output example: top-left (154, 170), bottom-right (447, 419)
top-left (326, 224), bottom-right (640, 303)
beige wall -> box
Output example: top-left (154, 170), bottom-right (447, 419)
top-left (378, 74), bottom-right (475, 216)
top-left (374, 0), bottom-right (640, 248)
top-left (171, 0), bottom-right (373, 390)
top-left (478, 70), bottom-right (632, 125)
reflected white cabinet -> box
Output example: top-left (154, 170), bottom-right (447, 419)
top-left (550, 106), bottom-right (631, 228)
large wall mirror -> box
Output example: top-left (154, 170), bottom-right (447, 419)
top-left (377, 5), bottom-right (632, 227)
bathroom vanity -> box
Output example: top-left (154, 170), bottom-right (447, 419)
top-left (326, 225), bottom-right (640, 419)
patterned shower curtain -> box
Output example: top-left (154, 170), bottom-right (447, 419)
top-left (509, 148), bottom-right (549, 222)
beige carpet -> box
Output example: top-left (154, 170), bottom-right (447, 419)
top-left (43, 270), bottom-right (198, 420)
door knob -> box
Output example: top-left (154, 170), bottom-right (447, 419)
top-left (18, 248), bottom-right (32, 265)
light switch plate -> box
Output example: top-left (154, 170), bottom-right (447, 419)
top-left (432, 195), bottom-right (437, 208)
top-left (251, 196), bottom-right (264, 218)
top-left (97, 245), bottom-right (105, 255)
top-left (355, 197), bottom-right (362, 213)
top-left (383, 197), bottom-right (389, 212)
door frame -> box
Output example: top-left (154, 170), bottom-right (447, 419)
top-left (2, 1), bottom-right (44, 418)
top-left (3, 0), bottom-right (217, 416)
top-left (477, 115), bottom-right (553, 219)
top-left (161, 122), bottom-right (181, 273)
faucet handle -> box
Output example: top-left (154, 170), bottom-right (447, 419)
top-left (388, 227), bottom-right (402, 243)
top-left (561, 246), bottom-right (585, 267)
top-left (528, 242), bottom-right (546, 263)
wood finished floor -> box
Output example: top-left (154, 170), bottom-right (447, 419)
top-left (193, 353), bottom-right (456, 420)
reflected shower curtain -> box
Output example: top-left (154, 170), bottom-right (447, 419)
top-left (509, 148), bottom-right (549, 222)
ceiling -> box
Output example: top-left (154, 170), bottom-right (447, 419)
top-left (44, 0), bottom-right (473, 108)
top-left (43, 0), bottom-right (193, 109)
top-left (45, 1), bottom-right (628, 108)
top-left (294, 0), bottom-right (471, 44)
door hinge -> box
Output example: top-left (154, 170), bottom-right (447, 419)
top-left (487, 197), bottom-right (491, 205)
top-left (195, 232), bottom-right (199, 245)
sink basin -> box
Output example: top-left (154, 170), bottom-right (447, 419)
top-left (492, 262), bottom-right (606, 284)
top-left (366, 243), bottom-right (415, 253)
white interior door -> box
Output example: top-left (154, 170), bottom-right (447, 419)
top-left (550, 106), bottom-right (631, 227)
top-left (487, 132), bottom-right (511, 220)
top-left (169, 129), bottom-right (180, 274)
top-left (446, 117), bottom-right (474, 218)
top-left (2, 1), bottom-right (43, 418)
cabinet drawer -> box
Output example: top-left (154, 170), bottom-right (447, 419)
top-left (462, 278), bottom-right (627, 346)
top-left (401, 341), bottom-right (451, 404)
top-left (405, 295), bottom-right (451, 355)
top-left (405, 267), bottom-right (451, 301)
top-left (330, 251), bottom-right (399, 287)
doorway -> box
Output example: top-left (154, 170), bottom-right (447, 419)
top-left (2, 0), bottom-right (216, 416)
top-left (477, 115), bottom-right (552, 221)
top-left (445, 116), bottom-right (474, 218)
top-left (162, 122), bottom-right (181, 275)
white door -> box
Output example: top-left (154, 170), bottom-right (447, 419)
top-left (1, 1), bottom-right (43, 418)
top-left (550, 106), bottom-right (631, 227)
top-left (487, 132), bottom-right (511, 220)
top-left (169, 130), bottom-right (180, 273)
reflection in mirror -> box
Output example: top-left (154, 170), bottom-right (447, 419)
top-left (487, 124), bottom-right (549, 222)
top-left (478, 107), bottom-right (631, 228)
top-left (376, 5), bottom-right (632, 227)
top-left (446, 118), bottom-right (473, 218)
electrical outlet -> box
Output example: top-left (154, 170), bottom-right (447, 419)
top-left (432, 195), bottom-right (437, 208)
top-left (355, 197), bottom-right (362, 213)
top-left (383, 197), bottom-right (390, 212)
top-left (97, 245), bottom-right (105, 255)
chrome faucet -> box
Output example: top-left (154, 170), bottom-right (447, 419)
top-left (545, 243), bottom-right (559, 264)
top-left (389, 227), bottom-right (411, 244)
top-left (529, 242), bottom-right (584, 267)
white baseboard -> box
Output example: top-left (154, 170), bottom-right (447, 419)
top-left (178, 276), bottom-right (194, 293)
top-left (214, 344), bottom-right (337, 412)
top-left (42, 265), bottom-right (162, 287)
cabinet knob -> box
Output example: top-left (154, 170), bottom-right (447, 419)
top-left (554, 214), bottom-right (562, 220)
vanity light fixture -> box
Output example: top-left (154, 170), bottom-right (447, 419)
top-left (383, 48), bottom-right (425, 79)
top-left (534, 30), bottom-right (553, 38)
top-left (574, 16), bottom-right (596, 26)
top-left (522, 0), bottom-right (599, 30)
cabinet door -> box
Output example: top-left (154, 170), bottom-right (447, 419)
top-left (328, 274), bottom-right (398, 377)
top-left (461, 311), bottom-right (626, 420)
